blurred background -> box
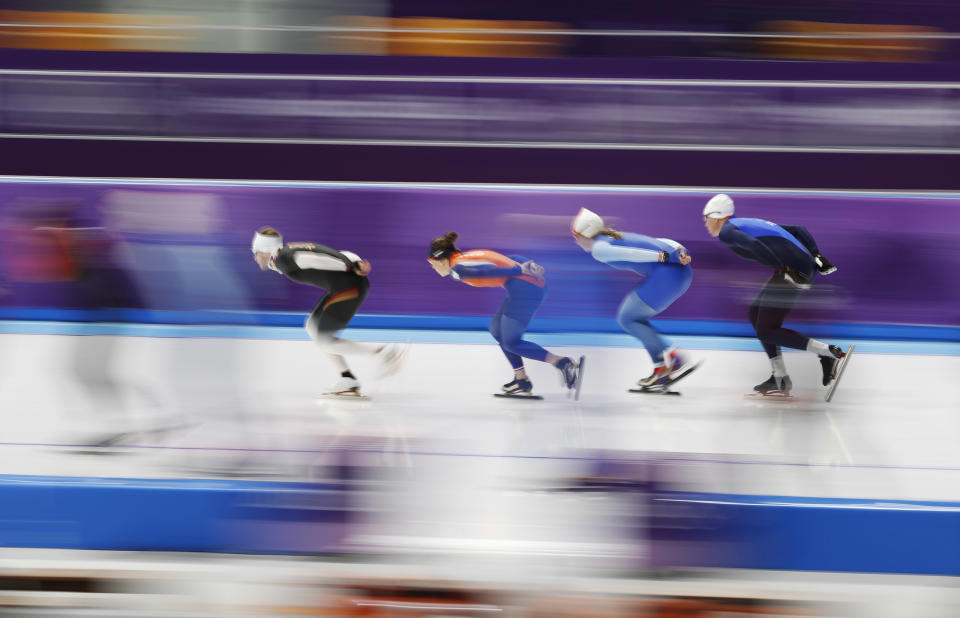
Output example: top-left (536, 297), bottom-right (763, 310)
top-left (0, 2), bottom-right (958, 617)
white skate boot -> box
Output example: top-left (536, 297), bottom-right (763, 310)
top-left (321, 376), bottom-right (366, 399)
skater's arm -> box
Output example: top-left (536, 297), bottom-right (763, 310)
top-left (339, 250), bottom-right (371, 275)
top-left (656, 238), bottom-right (692, 265)
top-left (782, 225), bottom-right (820, 256)
top-left (782, 226), bottom-right (836, 274)
top-left (280, 244), bottom-right (356, 273)
top-left (671, 248), bottom-right (692, 265)
top-left (719, 226), bottom-right (785, 269)
top-left (453, 263), bottom-right (522, 279)
top-left (591, 238), bottom-right (669, 268)
top-left (290, 252), bottom-right (350, 272)
top-left (505, 254), bottom-right (545, 277)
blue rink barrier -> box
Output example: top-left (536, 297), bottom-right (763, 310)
top-left (0, 475), bottom-right (349, 553)
top-left (1, 308), bottom-right (959, 343)
top-left (2, 474), bottom-right (959, 574)
top-left (649, 492), bottom-right (960, 576)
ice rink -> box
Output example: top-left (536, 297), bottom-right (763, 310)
top-left (0, 327), bottom-right (958, 616)
top-left (0, 328), bottom-right (957, 506)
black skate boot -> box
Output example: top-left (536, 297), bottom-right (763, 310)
top-left (555, 356), bottom-right (585, 401)
top-left (501, 378), bottom-right (534, 396)
top-left (556, 357), bottom-right (578, 389)
top-left (754, 374), bottom-right (792, 397)
top-left (819, 345), bottom-right (846, 386)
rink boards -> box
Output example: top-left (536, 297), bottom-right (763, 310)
top-left (0, 474), bottom-right (958, 575)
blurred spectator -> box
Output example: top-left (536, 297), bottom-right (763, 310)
top-left (0, 0), bottom-right (957, 59)
top-left (0, 198), bottom-right (163, 447)
top-left (101, 189), bottom-right (263, 469)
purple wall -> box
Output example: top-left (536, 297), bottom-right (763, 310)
top-left (1, 180), bottom-right (957, 331)
top-left (2, 51), bottom-right (960, 192)
top-left (2, 72), bottom-right (957, 150)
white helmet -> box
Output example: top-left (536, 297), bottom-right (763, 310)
top-left (571, 207), bottom-right (605, 238)
top-left (703, 194), bottom-right (735, 219)
top-left (251, 230), bottom-right (283, 254)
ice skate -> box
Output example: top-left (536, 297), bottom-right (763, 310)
top-left (745, 374), bottom-right (793, 400)
top-left (376, 343), bottom-right (409, 378)
top-left (825, 343), bottom-right (855, 402)
top-left (556, 355), bottom-right (585, 400)
top-left (630, 367), bottom-right (682, 395)
top-left (319, 376), bottom-right (369, 400)
top-left (636, 363), bottom-right (669, 389)
top-left (665, 348), bottom-right (700, 384)
top-left (631, 350), bottom-right (700, 395)
top-left (494, 378), bottom-right (543, 400)
top-left (629, 381), bottom-right (682, 396)
top-left (819, 344), bottom-right (846, 386)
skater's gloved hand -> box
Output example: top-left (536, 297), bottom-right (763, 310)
top-left (782, 267), bottom-right (811, 289)
top-left (353, 260), bottom-right (372, 276)
top-left (814, 253), bottom-right (837, 275)
top-left (669, 248), bottom-right (692, 266)
top-left (520, 261), bottom-right (545, 277)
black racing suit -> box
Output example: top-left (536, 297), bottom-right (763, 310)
top-left (272, 242), bottom-right (369, 334)
top-left (718, 218), bottom-right (822, 359)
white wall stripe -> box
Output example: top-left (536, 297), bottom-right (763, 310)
top-left (2, 132), bottom-right (956, 155)
top-left (1, 175), bottom-right (960, 199)
top-left (1, 69), bottom-right (959, 89)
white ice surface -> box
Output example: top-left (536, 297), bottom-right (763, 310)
top-left (0, 332), bottom-right (956, 503)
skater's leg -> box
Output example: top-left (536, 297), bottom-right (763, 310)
top-left (627, 268), bottom-right (696, 388)
top-left (307, 285), bottom-right (376, 354)
top-left (490, 300), bottom-right (525, 378)
top-left (750, 272), bottom-right (808, 352)
top-left (326, 353), bottom-right (351, 373)
top-left (501, 280), bottom-right (582, 390)
top-left (750, 273), bottom-right (802, 394)
top-left (749, 273), bottom-right (846, 380)
top-left (749, 289), bottom-right (782, 360)
top-left (749, 294), bottom-right (787, 376)
top-left (306, 280), bottom-right (395, 386)
top-left (616, 291), bottom-right (667, 363)
top-left (499, 314), bottom-right (550, 363)
top-left (497, 281), bottom-right (551, 364)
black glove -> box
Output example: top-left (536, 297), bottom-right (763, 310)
top-left (814, 253), bottom-right (837, 275)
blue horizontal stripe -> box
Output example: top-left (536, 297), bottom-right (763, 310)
top-left (0, 308), bottom-right (957, 342)
top-left (661, 491), bottom-right (960, 510)
top-left (0, 474), bottom-right (956, 510)
top-left (1, 320), bottom-right (959, 355)
top-left (0, 473), bottom-right (331, 492)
